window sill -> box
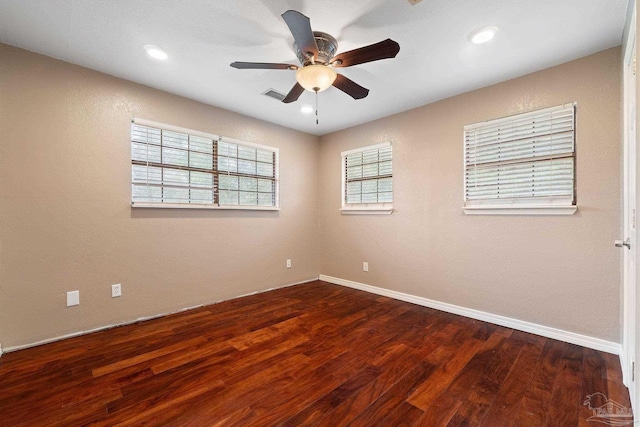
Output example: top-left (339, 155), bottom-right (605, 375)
top-left (132, 202), bottom-right (280, 211)
top-left (463, 205), bottom-right (577, 216)
top-left (341, 208), bottom-right (394, 215)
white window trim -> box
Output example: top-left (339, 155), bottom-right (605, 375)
top-left (462, 103), bottom-right (577, 216)
top-left (131, 118), bottom-right (279, 210)
top-left (131, 203), bottom-right (280, 211)
top-left (340, 142), bottom-right (393, 215)
top-left (463, 205), bottom-right (577, 215)
top-left (341, 207), bottom-right (394, 215)
top-left (340, 142), bottom-right (392, 157)
top-left (133, 118), bottom-right (219, 141)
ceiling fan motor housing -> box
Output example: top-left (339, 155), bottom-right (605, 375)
top-left (295, 31), bottom-right (338, 65)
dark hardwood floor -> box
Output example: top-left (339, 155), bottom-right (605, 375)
top-left (0, 281), bottom-right (632, 426)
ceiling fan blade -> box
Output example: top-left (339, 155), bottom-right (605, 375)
top-left (332, 74), bottom-right (369, 100)
top-left (331, 39), bottom-right (400, 68)
top-left (230, 62), bottom-right (298, 70)
top-left (282, 83), bottom-right (305, 103)
top-left (282, 10), bottom-right (318, 61)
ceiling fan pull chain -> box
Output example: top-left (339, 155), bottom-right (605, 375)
top-left (316, 90), bottom-right (319, 125)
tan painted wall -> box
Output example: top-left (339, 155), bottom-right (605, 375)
top-left (318, 47), bottom-right (622, 342)
top-left (0, 43), bottom-right (623, 350)
top-left (0, 44), bottom-right (320, 349)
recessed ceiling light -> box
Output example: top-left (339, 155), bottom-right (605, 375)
top-left (300, 105), bottom-right (314, 114)
top-left (144, 45), bottom-right (168, 60)
top-left (469, 26), bottom-right (499, 44)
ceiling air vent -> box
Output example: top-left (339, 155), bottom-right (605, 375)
top-left (262, 89), bottom-right (286, 101)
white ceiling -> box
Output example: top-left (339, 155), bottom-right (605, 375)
top-left (0, 0), bottom-right (629, 135)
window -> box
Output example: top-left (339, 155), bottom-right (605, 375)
top-left (131, 119), bottom-right (278, 209)
top-left (341, 142), bottom-right (393, 214)
top-left (463, 103), bottom-right (576, 215)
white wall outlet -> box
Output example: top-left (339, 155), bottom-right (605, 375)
top-left (66, 290), bottom-right (79, 307)
top-left (286, 259), bottom-right (292, 269)
top-left (363, 262), bottom-right (369, 272)
top-left (111, 283), bottom-right (122, 298)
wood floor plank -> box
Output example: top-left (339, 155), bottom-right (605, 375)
top-left (478, 348), bottom-right (539, 426)
top-left (226, 314), bottom-right (307, 351)
top-left (414, 330), bottom-right (510, 426)
top-left (379, 400), bottom-right (425, 426)
top-left (91, 336), bottom-right (207, 377)
top-left (414, 392), bottom-right (464, 427)
top-left (407, 337), bottom-right (485, 410)
top-left (434, 330), bottom-right (522, 426)
top-left (0, 280), bottom-right (632, 426)
top-left (156, 352), bottom-right (312, 424)
top-left (280, 365), bottom-right (382, 426)
top-left (206, 407), bottom-right (256, 427)
top-left (446, 376), bottom-right (502, 427)
top-left (578, 347), bottom-right (611, 427)
top-left (512, 338), bottom-right (561, 427)
top-left (545, 343), bottom-right (585, 427)
top-left (347, 361), bottom-right (438, 427)
top-left (150, 342), bottom-right (237, 374)
top-left (313, 343), bottom-right (428, 426)
top-left (106, 380), bottom-right (226, 427)
top-left (601, 351), bottom-right (632, 408)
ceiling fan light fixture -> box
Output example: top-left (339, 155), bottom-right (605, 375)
top-left (295, 64), bottom-right (337, 92)
top-left (469, 26), bottom-right (499, 44)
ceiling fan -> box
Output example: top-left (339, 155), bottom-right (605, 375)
top-left (230, 10), bottom-right (400, 104)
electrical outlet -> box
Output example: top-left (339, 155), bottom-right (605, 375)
top-left (286, 259), bottom-right (292, 268)
top-left (363, 262), bottom-right (369, 272)
top-left (111, 283), bottom-right (122, 298)
top-left (66, 290), bottom-right (79, 307)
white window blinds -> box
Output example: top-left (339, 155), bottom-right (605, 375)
top-left (342, 142), bottom-right (393, 212)
top-left (131, 119), bottom-right (278, 209)
top-left (463, 103), bottom-right (576, 213)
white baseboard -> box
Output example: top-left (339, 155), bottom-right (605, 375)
top-left (3, 277), bottom-right (318, 354)
top-left (319, 274), bottom-right (621, 355)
